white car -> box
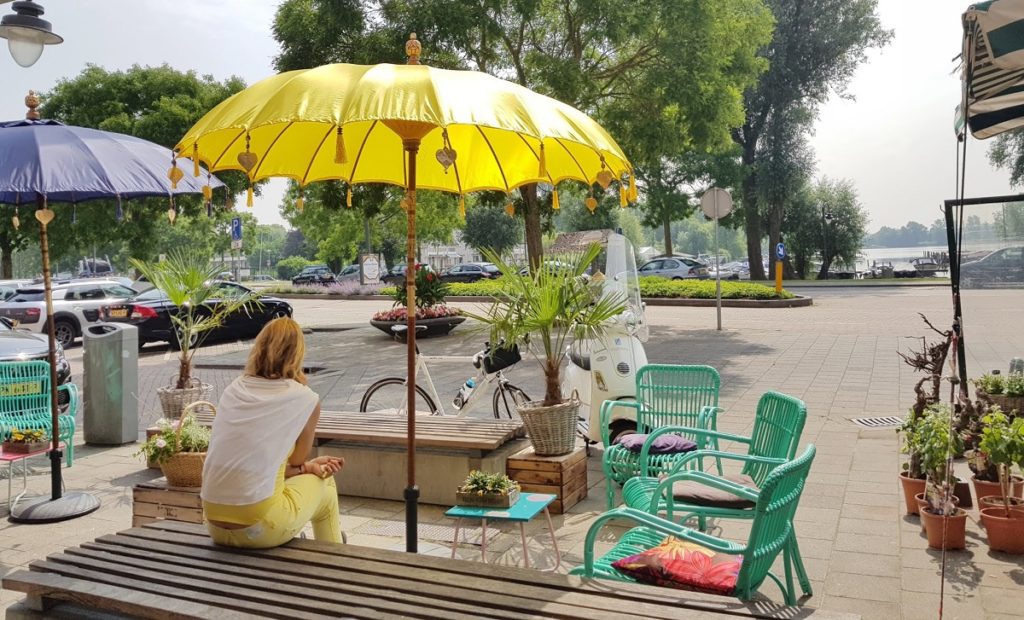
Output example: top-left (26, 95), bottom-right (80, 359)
top-left (0, 279), bottom-right (32, 301)
top-left (0, 279), bottom-right (138, 347)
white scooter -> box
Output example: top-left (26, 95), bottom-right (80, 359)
top-left (559, 231), bottom-right (649, 450)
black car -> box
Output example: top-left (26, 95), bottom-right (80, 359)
top-left (441, 262), bottom-right (501, 283)
top-left (381, 263), bottom-right (438, 286)
top-left (101, 282), bottom-right (293, 349)
top-left (961, 246), bottom-right (1024, 288)
top-left (0, 317), bottom-right (73, 406)
top-left (292, 265), bottom-right (336, 286)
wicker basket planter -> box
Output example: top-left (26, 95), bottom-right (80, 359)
top-left (455, 487), bottom-right (520, 508)
top-left (157, 378), bottom-right (213, 419)
top-left (1, 440), bottom-right (48, 454)
top-left (518, 399), bottom-right (579, 456)
top-left (989, 393), bottom-right (1024, 415)
top-left (160, 452), bottom-right (206, 488)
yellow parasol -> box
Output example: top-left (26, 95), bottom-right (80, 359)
top-left (174, 34), bottom-right (635, 551)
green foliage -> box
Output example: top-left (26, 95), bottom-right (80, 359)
top-left (782, 177), bottom-right (869, 279)
top-left (462, 203), bottom-right (523, 258)
top-left (1006, 373), bottom-right (1024, 397)
top-left (391, 263), bottom-right (448, 308)
top-left (276, 256), bottom-right (316, 280)
top-left (901, 404), bottom-right (962, 491)
top-left (459, 470), bottom-right (520, 496)
top-left (975, 374), bottom-right (1006, 396)
top-left (135, 415), bottom-right (211, 465)
top-left (385, 277), bottom-right (791, 300)
top-left (468, 245), bottom-right (626, 405)
top-left (978, 410), bottom-right (1024, 513)
top-left (131, 252), bottom-right (259, 389)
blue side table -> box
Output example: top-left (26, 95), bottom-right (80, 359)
top-left (446, 492), bottom-right (561, 571)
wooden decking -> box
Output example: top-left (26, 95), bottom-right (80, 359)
top-left (1, 520), bottom-right (850, 619)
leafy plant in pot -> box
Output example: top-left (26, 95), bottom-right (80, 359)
top-left (456, 470), bottom-right (521, 508)
top-left (912, 404), bottom-right (968, 550)
top-left (131, 252), bottom-right (259, 418)
top-left (135, 403), bottom-right (213, 488)
top-left (471, 244), bottom-right (625, 456)
top-left (977, 411), bottom-right (1024, 553)
top-left (975, 371), bottom-right (1024, 416)
top-left (371, 263), bottom-right (463, 337)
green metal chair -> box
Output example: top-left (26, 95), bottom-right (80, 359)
top-left (0, 360), bottom-right (78, 467)
top-left (621, 390), bottom-right (810, 597)
top-left (601, 364), bottom-right (720, 509)
top-left (572, 444), bottom-right (816, 605)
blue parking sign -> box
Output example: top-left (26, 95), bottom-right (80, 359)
top-left (231, 217), bottom-right (242, 241)
top-left (776, 242), bottom-right (785, 260)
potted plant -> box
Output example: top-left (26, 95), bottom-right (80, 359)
top-left (975, 371), bottom-right (1024, 415)
top-left (471, 244), bottom-right (625, 456)
top-left (131, 251), bottom-right (258, 418)
top-left (914, 404), bottom-right (968, 550)
top-left (965, 402), bottom-right (1024, 504)
top-left (136, 406), bottom-right (212, 488)
top-left (2, 427), bottom-right (48, 454)
top-left (371, 263), bottom-right (464, 337)
top-left (978, 411), bottom-right (1024, 553)
top-left (455, 470), bottom-right (521, 508)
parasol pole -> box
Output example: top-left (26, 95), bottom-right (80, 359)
top-left (403, 137), bottom-right (420, 553)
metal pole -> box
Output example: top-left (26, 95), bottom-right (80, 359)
top-left (714, 194), bottom-right (722, 331)
top-left (403, 137), bottom-right (420, 554)
top-left (822, 206), bottom-right (829, 280)
top-left (258, 226), bottom-right (263, 277)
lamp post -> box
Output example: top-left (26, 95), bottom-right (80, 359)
top-left (0, 1), bottom-right (62, 67)
top-left (821, 206), bottom-right (834, 280)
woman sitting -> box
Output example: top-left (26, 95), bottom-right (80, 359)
top-left (201, 317), bottom-right (344, 548)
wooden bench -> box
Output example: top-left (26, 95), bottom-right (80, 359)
top-left (313, 411), bottom-right (529, 505)
top-left (1, 520), bottom-right (854, 619)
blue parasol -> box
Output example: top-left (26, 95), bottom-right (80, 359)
top-left (0, 94), bottom-right (223, 523)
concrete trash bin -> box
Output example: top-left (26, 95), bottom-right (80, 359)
top-left (83, 323), bottom-right (139, 445)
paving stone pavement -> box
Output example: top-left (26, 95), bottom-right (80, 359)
top-left (3, 286), bottom-right (1023, 618)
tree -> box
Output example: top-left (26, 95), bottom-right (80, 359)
top-left (283, 229), bottom-right (316, 260)
top-left (462, 203), bottom-right (522, 258)
top-left (784, 178), bottom-right (867, 279)
top-left (991, 131), bottom-right (1024, 188)
top-left (733, 0), bottom-right (890, 279)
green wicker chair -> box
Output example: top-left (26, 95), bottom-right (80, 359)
top-left (0, 360), bottom-right (78, 467)
top-left (621, 390), bottom-right (810, 597)
top-left (572, 444), bottom-right (816, 605)
top-left (601, 364), bottom-right (720, 509)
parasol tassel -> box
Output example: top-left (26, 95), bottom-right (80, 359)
top-left (619, 183), bottom-right (628, 208)
top-left (168, 160), bottom-right (183, 189)
top-left (247, 185), bottom-right (254, 208)
top-left (192, 145), bottom-right (201, 177)
top-left (11, 212), bottom-right (19, 230)
top-left (552, 189), bottom-right (560, 211)
top-left (629, 174), bottom-right (638, 202)
top-left (116, 197), bottom-right (124, 222)
top-left (72, 204), bottom-right (77, 225)
top-left (505, 201), bottom-right (515, 217)
top-left (585, 195), bottom-right (598, 214)
top-left (296, 190), bottom-right (305, 212)
top-left (459, 195), bottom-right (466, 219)
top-left (202, 184), bottom-right (213, 202)
top-left (538, 143), bottom-right (547, 178)
top-left (335, 127), bottom-right (348, 164)
top-left (346, 187), bottom-right (353, 208)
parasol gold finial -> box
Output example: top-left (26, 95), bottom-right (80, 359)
top-left (25, 91), bottom-right (40, 120)
top-left (406, 33), bottom-right (421, 65)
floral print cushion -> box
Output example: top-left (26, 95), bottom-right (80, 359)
top-left (611, 537), bottom-right (742, 595)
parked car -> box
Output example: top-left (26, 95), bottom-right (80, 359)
top-left (381, 263), bottom-right (436, 286)
top-left (291, 265), bottom-right (336, 286)
top-left (0, 316), bottom-right (72, 407)
top-left (0, 280), bottom-right (138, 347)
top-left (638, 257), bottom-right (709, 280)
top-left (893, 262), bottom-right (918, 278)
top-left (441, 262), bottom-right (501, 283)
top-left (0, 279), bottom-right (31, 301)
top-left (960, 246), bottom-right (1024, 288)
top-left (217, 271), bottom-right (235, 282)
top-left (251, 274), bottom-right (275, 282)
top-left (337, 264), bottom-right (361, 282)
top-left (101, 281), bottom-right (293, 349)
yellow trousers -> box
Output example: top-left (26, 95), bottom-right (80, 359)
top-left (204, 473), bottom-right (342, 548)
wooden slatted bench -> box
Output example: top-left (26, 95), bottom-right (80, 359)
top-left (1, 520), bottom-right (855, 619)
top-left (314, 411), bottom-right (529, 505)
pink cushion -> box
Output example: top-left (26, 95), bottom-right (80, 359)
top-left (611, 537), bottom-right (742, 595)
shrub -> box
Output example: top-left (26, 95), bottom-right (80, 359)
top-left (276, 256), bottom-right (315, 280)
top-left (391, 263), bottom-right (448, 308)
top-left (975, 374), bottom-right (1006, 395)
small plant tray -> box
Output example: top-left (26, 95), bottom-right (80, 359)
top-left (2, 440), bottom-right (48, 454)
top-left (455, 487), bottom-right (520, 508)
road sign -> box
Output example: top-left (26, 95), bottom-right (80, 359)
top-left (700, 188), bottom-right (733, 220)
top-left (231, 239), bottom-right (242, 250)
top-left (231, 217), bottom-right (242, 241)
top-left (776, 242), bottom-right (786, 260)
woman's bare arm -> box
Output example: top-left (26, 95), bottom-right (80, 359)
top-left (288, 402), bottom-right (320, 468)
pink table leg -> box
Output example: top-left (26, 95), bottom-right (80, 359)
top-left (450, 518), bottom-right (462, 559)
top-left (480, 517), bottom-right (487, 562)
top-left (543, 507), bottom-right (561, 572)
top-left (519, 522), bottom-right (529, 569)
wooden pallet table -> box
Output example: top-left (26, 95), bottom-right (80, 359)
top-left (506, 444), bottom-right (587, 514)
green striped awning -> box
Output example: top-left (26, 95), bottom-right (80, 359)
top-left (962, 0), bottom-right (1024, 138)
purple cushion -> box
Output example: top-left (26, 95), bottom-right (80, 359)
top-left (614, 433), bottom-right (697, 454)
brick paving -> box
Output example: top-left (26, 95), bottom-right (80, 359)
top-left (2, 287), bottom-right (1024, 618)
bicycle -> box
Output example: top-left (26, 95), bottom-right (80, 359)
top-left (359, 325), bottom-right (531, 420)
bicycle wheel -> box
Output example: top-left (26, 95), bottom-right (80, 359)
top-left (360, 378), bottom-right (438, 416)
top-left (493, 382), bottom-right (529, 420)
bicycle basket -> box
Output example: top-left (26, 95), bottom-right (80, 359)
top-left (482, 343), bottom-right (521, 374)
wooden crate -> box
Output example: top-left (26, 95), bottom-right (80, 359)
top-left (132, 478), bottom-right (203, 527)
top-left (506, 445), bottom-right (587, 514)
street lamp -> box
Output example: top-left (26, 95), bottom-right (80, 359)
top-left (0, 1), bottom-right (62, 68)
top-left (821, 206), bottom-right (834, 280)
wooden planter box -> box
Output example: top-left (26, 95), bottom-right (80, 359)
top-left (2, 440), bottom-right (47, 454)
top-left (132, 478), bottom-right (204, 527)
top-left (455, 487), bottom-right (520, 508)
top-left (507, 445), bottom-right (587, 514)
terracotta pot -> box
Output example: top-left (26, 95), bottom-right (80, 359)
top-left (900, 473), bottom-right (927, 515)
top-left (979, 496), bottom-right (1024, 511)
top-left (980, 507), bottom-right (1024, 553)
top-left (972, 475), bottom-right (1024, 504)
top-left (920, 507), bottom-right (968, 550)
top-left (914, 493), bottom-right (960, 530)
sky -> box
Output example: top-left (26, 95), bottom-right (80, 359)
top-left (0, 0), bottom-right (1017, 233)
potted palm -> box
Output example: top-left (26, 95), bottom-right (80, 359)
top-left (471, 244), bottom-right (625, 456)
top-left (914, 404), bottom-right (968, 550)
top-left (131, 251), bottom-right (258, 418)
top-left (978, 411), bottom-right (1024, 553)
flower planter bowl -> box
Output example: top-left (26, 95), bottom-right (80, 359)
top-left (920, 507), bottom-right (968, 550)
top-left (979, 507), bottom-right (1024, 553)
top-left (370, 316), bottom-right (466, 338)
top-left (1, 440), bottom-right (48, 454)
top-left (900, 473), bottom-right (927, 515)
top-left (972, 475), bottom-right (1024, 504)
top-left (455, 487), bottom-right (520, 508)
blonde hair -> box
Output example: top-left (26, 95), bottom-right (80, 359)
top-left (245, 317), bottom-right (305, 382)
